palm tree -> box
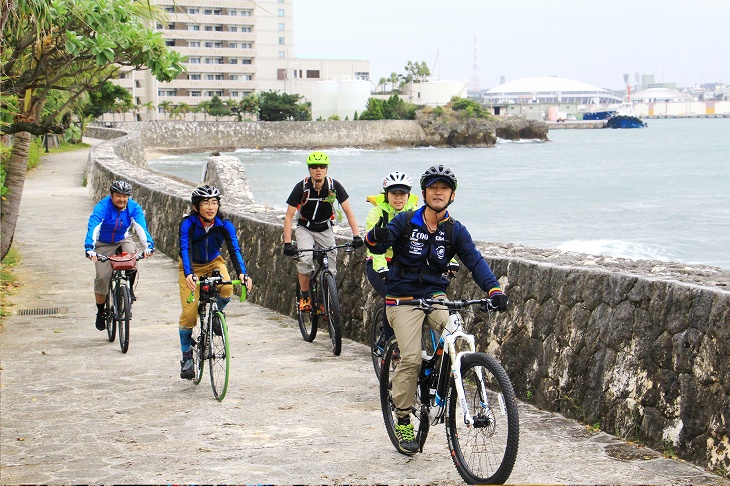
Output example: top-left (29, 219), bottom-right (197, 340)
top-left (378, 77), bottom-right (388, 93)
top-left (158, 100), bottom-right (173, 121)
top-left (174, 102), bottom-right (190, 121)
top-left (197, 100), bottom-right (211, 121)
top-left (142, 101), bottom-right (156, 121)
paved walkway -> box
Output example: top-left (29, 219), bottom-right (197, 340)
top-left (1, 140), bottom-right (726, 484)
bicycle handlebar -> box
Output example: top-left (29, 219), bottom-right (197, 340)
top-left (186, 276), bottom-right (245, 303)
top-left (392, 297), bottom-right (497, 312)
top-left (292, 242), bottom-right (354, 257)
top-left (96, 252), bottom-right (147, 263)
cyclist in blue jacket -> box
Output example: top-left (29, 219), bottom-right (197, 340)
top-left (85, 180), bottom-right (154, 331)
top-left (177, 185), bottom-right (253, 380)
top-left (365, 165), bottom-right (509, 455)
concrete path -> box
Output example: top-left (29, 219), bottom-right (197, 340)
top-left (1, 140), bottom-right (727, 484)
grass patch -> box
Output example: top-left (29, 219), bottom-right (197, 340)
top-left (0, 248), bottom-right (21, 318)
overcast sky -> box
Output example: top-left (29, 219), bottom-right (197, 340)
top-left (292, 0), bottom-right (729, 91)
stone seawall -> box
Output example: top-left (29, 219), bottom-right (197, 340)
top-left (84, 124), bottom-right (730, 474)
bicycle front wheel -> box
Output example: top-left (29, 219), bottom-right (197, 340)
top-left (322, 272), bottom-right (342, 356)
top-left (192, 318), bottom-right (205, 385)
top-left (117, 284), bottom-right (131, 353)
top-left (208, 311), bottom-right (230, 401)
top-left (446, 352), bottom-right (519, 485)
top-left (380, 338), bottom-right (430, 455)
top-left (371, 302), bottom-right (386, 379)
top-left (105, 287), bottom-right (116, 342)
top-left (297, 288), bottom-right (318, 342)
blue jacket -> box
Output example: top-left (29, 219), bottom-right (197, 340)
top-left (365, 206), bottom-right (502, 300)
top-left (84, 196), bottom-right (154, 252)
top-left (179, 213), bottom-right (247, 278)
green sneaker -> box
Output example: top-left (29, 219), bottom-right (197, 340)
top-left (394, 422), bottom-right (419, 454)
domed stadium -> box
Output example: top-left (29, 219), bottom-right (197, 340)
top-left (631, 87), bottom-right (691, 102)
top-left (483, 76), bottom-right (623, 104)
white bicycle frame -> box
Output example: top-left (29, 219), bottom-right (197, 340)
top-left (440, 311), bottom-right (506, 428)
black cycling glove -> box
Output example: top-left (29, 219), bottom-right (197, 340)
top-left (352, 236), bottom-right (364, 248)
top-left (372, 227), bottom-right (393, 244)
top-left (491, 293), bottom-right (509, 312)
top-left (283, 242), bottom-right (298, 256)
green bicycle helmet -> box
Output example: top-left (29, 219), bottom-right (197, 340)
top-left (306, 151), bottom-right (330, 166)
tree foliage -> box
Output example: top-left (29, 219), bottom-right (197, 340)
top-left (258, 90), bottom-right (310, 121)
top-left (359, 95), bottom-right (417, 120)
top-left (0, 0), bottom-right (187, 259)
top-left (83, 81), bottom-right (133, 119)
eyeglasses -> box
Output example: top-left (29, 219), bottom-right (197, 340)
top-left (308, 164), bottom-right (328, 170)
top-left (199, 200), bottom-right (219, 207)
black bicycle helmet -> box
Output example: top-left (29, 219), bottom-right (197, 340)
top-left (420, 165), bottom-right (457, 190)
top-left (110, 180), bottom-right (132, 195)
top-left (191, 185), bottom-right (222, 205)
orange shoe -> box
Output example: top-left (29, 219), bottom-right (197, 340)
top-left (298, 297), bottom-right (312, 312)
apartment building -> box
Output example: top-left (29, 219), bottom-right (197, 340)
top-left (115, 0), bottom-right (370, 120)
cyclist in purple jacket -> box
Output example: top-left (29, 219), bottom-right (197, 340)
top-left (85, 181), bottom-right (154, 331)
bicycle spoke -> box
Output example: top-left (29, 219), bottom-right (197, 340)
top-left (208, 311), bottom-right (230, 401)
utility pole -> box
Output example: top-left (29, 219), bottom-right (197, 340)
top-left (470, 35), bottom-right (480, 94)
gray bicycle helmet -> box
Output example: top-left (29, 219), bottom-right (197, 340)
top-left (383, 171), bottom-right (412, 194)
top-left (420, 165), bottom-right (457, 190)
top-left (110, 180), bottom-right (132, 195)
top-left (191, 185), bottom-right (222, 205)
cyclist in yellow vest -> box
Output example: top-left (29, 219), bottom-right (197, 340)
top-left (365, 171), bottom-right (418, 345)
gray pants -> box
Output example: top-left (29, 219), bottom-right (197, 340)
top-left (294, 226), bottom-right (336, 276)
top-left (93, 238), bottom-right (136, 295)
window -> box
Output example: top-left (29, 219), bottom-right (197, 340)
top-left (188, 57), bottom-right (201, 64)
top-left (278, 9), bottom-right (284, 16)
top-left (187, 8), bottom-right (199, 14)
top-left (278, 23), bottom-right (285, 31)
top-left (205, 42), bottom-right (213, 48)
top-left (229, 58), bottom-right (238, 64)
top-left (354, 72), bottom-right (369, 80)
top-left (229, 26), bottom-right (237, 32)
top-left (277, 69), bottom-right (286, 80)
top-left (278, 51), bottom-right (285, 58)
top-left (229, 10), bottom-right (237, 15)
top-left (243, 74), bottom-right (253, 81)
top-left (204, 26), bottom-right (213, 31)
top-left (191, 91), bottom-right (201, 97)
top-left (188, 41), bottom-right (200, 47)
top-left (231, 91), bottom-right (239, 97)
top-left (278, 37), bottom-right (285, 45)
top-left (205, 91), bottom-right (223, 96)
top-left (205, 74), bottom-right (215, 80)
top-left (165, 6), bottom-right (174, 12)
top-left (215, 74), bottom-right (223, 80)
top-left (241, 26), bottom-right (252, 32)
top-left (242, 59), bottom-right (252, 64)
top-left (306, 70), bottom-right (320, 79)
top-left (241, 10), bottom-right (252, 16)
top-left (229, 43), bottom-right (237, 48)
top-left (242, 42), bottom-right (252, 49)
top-left (214, 25), bottom-right (223, 32)
top-left (165, 40), bottom-right (175, 46)
top-left (204, 9), bottom-right (212, 14)
top-left (189, 25), bottom-right (200, 31)
top-left (230, 75), bottom-right (238, 81)
top-left (189, 74), bottom-right (201, 80)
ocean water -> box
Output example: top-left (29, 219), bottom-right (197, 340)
top-left (147, 118), bottom-right (730, 269)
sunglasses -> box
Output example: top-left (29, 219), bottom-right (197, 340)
top-left (308, 164), bottom-right (328, 170)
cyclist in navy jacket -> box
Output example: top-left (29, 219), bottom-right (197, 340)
top-left (177, 185), bottom-right (253, 380)
top-left (365, 165), bottom-right (509, 455)
top-left (85, 180), bottom-right (154, 331)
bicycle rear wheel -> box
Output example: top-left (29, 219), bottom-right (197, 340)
top-left (117, 284), bottom-right (131, 353)
top-left (380, 338), bottom-right (430, 455)
top-left (208, 311), bottom-right (230, 401)
top-left (192, 319), bottom-right (205, 385)
top-left (446, 352), bottom-right (519, 485)
top-left (296, 288), bottom-right (318, 342)
top-left (105, 287), bottom-right (116, 342)
top-left (322, 272), bottom-right (341, 356)
top-left (371, 302), bottom-right (386, 378)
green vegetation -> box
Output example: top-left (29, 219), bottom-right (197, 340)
top-left (360, 95), bottom-right (418, 120)
top-left (0, 248), bottom-right (20, 319)
top-left (258, 91), bottom-right (311, 121)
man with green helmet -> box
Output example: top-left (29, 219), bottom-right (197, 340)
top-left (283, 151), bottom-right (363, 311)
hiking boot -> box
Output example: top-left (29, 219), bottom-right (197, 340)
top-left (394, 421), bottom-right (419, 454)
top-left (180, 358), bottom-right (195, 380)
top-left (95, 311), bottom-right (106, 331)
top-left (298, 297), bottom-right (312, 312)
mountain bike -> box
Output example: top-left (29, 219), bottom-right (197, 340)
top-left (380, 297), bottom-right (519, 484)
top-left (97, 252), bottom-right (146, 353)
top-left (186, 270), bottom-right (244, 401)
top-left (292, 242), bottom-right (354, 356)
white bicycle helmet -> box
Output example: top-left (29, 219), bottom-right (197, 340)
top-left (382, 171), bottom-right (412, 193)
top-left (191, 185), bottom-right (222, 205)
